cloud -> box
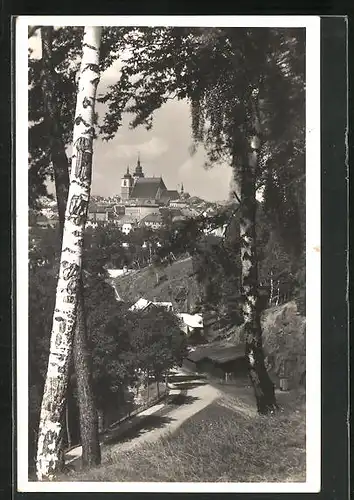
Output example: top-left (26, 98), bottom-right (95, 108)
top-left (177, 150), bottom-right (233, 201)
top-left (108, 136), bottom-right (169, 161)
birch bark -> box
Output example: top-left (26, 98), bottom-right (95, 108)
top-left (239, 138), bottom-right (277, 414)
top-left (41, 26), bottom-right (101, 469)
top-left (36, 26), bottom-right (102, 481)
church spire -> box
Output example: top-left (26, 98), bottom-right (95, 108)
top-left (124, 165), bottom-right (132, 179)
top-left (181, 182), bottom-right (184, 194)
top-left (134, 154), bottom-right (144, 178)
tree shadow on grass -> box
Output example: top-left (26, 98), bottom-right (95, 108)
top-left (170, 380), bottom-right (208, 390)
top-left (168, 373), bottom-right (207, 383)
top-left (103, 414), bottom-right (175, 446)
top-left (167, 393), bottom-right (200, 406)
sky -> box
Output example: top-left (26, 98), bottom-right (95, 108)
top-left (29, 31), bottom-right (233, 202)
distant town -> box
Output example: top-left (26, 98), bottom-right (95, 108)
top-left (30, 156), bottom-right (231, 237)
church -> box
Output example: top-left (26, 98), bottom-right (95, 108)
top-left (121, 157), bottom-right (181, 205)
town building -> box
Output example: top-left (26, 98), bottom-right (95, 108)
top-left (116, 214), bottom-right (138, 235)
top-left (139, 213), bottom-right (164, 230)
top-left (125, 204), bottom-right (160, 220)
top-left (121, 157), bottom-right (181, 206)
top-left (87, 203), bottom-right (116, 223)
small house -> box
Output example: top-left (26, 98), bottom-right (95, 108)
top-left (117, 215), bottom-right (138, 234)
top-left (183, 350), bottom-right (211, 373)
top-left (129, 298), bottom-right (174, 313)
top-left (184, 344), bottom-right (248, 381)
top-left (177, 313), bottom-right (203, 335)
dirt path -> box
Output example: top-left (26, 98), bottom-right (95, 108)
top-left (102, 373), bottom-right (220, 458)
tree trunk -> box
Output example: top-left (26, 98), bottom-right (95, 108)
top-left (41, 26), bottom-right (101, 469)
top-left (41, 27), bottom-right (70, 232)
top-left (36, 26), bottom-right (102, 481)
top-left (73, 279), bottom-right (101, 467)
top-left (269, 271), bottom-right (274, 306)
top-left (275, 280), bottom-right (280, 306)
top-left (65, 400), bottom-right (72, 449)
top-left (238, 138), bottom-right (277, 415)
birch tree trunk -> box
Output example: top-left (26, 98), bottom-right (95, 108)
top-left (36, 26), bottom-right (102, 481)
top-left (41, 26), bottom-right (101, 469)
top-left (237, 129), bottom-right (277, 415)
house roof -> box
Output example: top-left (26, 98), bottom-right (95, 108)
top-left (177, 313), bottom-right (203, 329)
top-left (181, 208), bottom-right (199, 218)
top-left (207, 348), bottom-right (246, 364)
top-left (126, 201), bottom-right (159, 208)
top-left (117, 215), bottom-right (137, 225)
top-left (187, 344), bottom-right (246, 364)
top-left (89, 203), bottom-right (115, 214)
top-left (172, 215), bottom-right (187, 223)
top-left (140, 213), bottom-right (163, 224)
top-left (160, 190), bottom-right (180, 203)
top-left (129, 298), bottom-right (151, 312)
top-left (186, 351), bottom-right (209, 363)
top-left (159, 207), bottom-right (183, 218)
top-left (130, 177), bottom-right (167, 200)
top-left (129, 298), bottom-right (173, 312)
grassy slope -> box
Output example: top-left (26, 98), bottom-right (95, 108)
top-left (112, 257), bottom-right (201, 310)
top-left (61, 390), bottom-right (305, 482)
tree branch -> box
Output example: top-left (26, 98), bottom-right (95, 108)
top-left (28, 26), bottom-right (42, 39)
top-left (232, 190), bottom-right (241, 205)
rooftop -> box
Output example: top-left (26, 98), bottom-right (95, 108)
top-left (187, 344), bottom-right (246, 363)
top-left (130, 177), bottom-right (167, 200)
top-left (140, 213), bottom-right (163, 224)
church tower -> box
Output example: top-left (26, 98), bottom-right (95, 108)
top-left (121, 167), bottom-right (134, 201)
top-left (133, 155), bottom-right (144, 182)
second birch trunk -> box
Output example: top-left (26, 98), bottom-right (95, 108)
top-left (237, 138), bottom-right (277, 415)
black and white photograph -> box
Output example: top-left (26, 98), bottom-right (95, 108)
top-left (16, 15), bottom-right (321, 493)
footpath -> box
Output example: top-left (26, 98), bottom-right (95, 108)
top-left (64, 369), bottom-right (188, 466)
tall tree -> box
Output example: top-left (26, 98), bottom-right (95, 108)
top-left (99, 27), bottom-right (305, 413)
top-left (40, 26), bottom-right (101, 468)
top-left (36, 26), bottom-right (102, 480)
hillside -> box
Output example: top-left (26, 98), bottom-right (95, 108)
top-left (111, 257), bottom-right (202, 313)
top-left (111, 258), bottom-right (306, 389)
